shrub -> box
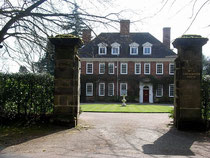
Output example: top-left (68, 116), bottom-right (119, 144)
top-left (0, 73), bottom-right (54, 124)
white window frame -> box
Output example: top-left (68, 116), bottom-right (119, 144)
top-left (169, 84), bottom-right (174, 97)
top-left (156, 84), bottom-right (163, 97)
top-left (86, 83), bottom-right (93, 96)
top-left (111, 42), bottom-right (120, 55)
top-left (129, 42), bottom-right (139, 55)
top-left (98, 43), bottom-right (107, 55)
top-left (86, 63), bottom-right (93, 74)
top-left (169, 63), bottom-right (175, 75)
top-left (143, 42), bottom-right (153, 55)
top-left (144, 63), bottom-right (150, 75)
top-left (108, 83), bottom-right (114, 96)
top-left (108, 63), bottom-right (115, 74)
top-left (120, 83), bottom-right (127, 96)
top-left (99, 63), bottom-right (105, 74)
top-left (135, 63), bottom-right (141, 74)
top-left (120, 63), bottom-right (128, 74)
top-left (156, 63), bottom-right (163, 75)
top-left (99, 83), bottom-right (105, 96)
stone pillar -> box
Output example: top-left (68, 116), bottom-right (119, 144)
top-left (172, 35), bottom-right (208, 130)
top-left (49, 36), bottom-right (82, 127)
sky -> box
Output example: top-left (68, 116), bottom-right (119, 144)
top-left (1, 0), bottom-right (210, 72)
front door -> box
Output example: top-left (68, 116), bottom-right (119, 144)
top-left (143, 89), bottom-right (149, 103)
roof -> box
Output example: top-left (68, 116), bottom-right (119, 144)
top-left (79, 32), bottom-right (176, 58)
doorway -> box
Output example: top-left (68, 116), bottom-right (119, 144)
top-left (143, 86), bottom-right (149, 103)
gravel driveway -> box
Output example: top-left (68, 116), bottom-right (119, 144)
top-left (1, 112), bottom-right (210, 158)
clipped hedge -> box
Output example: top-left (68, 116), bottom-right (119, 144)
top-left (0, 73), bottom-right (54, 124)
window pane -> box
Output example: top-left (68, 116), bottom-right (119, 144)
top-left (108, 83), bottom-right (114, 96)
top-left (144, 47), bottom-right (151, 54)
top-left (156, 84), bottom-right (163, 97)
top-left (144, 63), bottom-right (150, 74)
top-left (112, 47), bottom-right (119, 54)
top-left (99, 83), bottom-right (105, 96)
top-left (169, 84), bottom-right (174, 97)
top-left (170, 64), bottom-right (175, 74)
top-left (108, 63), bottom-right (114, 74)
top-left (87, 63), bottom-right (93, 74)
top-left (86, 83), bottom-right (93, 96)
top-left (99, 63), bottom-right (105, 74)
top-left (121, 63), bottom-right (127, 74)
top-left (120, 83), bottom-right (127, 96)
top-left (156, 64), bottom-right (163, 74)
top-left (135, 63), bottom-right (141, 74)
top-left (99, 47), bottom-right (106, 54)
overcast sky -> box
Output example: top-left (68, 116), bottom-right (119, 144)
top-left (81, 0), bottom-right (210, 55)
top-left (1, 0), bottom-right (210, 72)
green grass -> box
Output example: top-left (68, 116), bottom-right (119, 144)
top-left (81, 103), bottom-right (173, 113)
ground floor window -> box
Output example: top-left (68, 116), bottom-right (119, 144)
top-left (156, 84), bottom-right (163, 97)
top-left (86, 83), bottom-right (93, 96)
top-left (169, 84), bottom-right (174, 97)
top-left (120, 83), bottom-right (127, 96)
top-left (108, 83), bottom-right (114, 96)
top-left (99, 83), bottom-right (105, 96)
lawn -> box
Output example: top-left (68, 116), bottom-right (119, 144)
top-left (80, 103), bottom-right (173, 113)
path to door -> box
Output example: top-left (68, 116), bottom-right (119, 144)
top-left (1, 113), bottom-right (210, 158)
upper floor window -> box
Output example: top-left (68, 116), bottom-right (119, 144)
top-left (121, 63), bottom-right (128, 74)
top-left (99, 63), bottom-right (105, 74)
top-left (98, 43), bottom-right (107, 55)
top-left (99, 83), bottom-right (105, 96)
top-left (135, 63), bottom-right (141, 74)
top-left (111, 42), bottom-right (120, 55)
top-left (169, 63), bottom-right (175, 75)
top-left (108, 63), bottom-right (114, 74)
top-left (156, 63), bottom-right (163, 75)
top-left (142, 42), bottom-right (152, 55)
top-left (86, 63), bottom-right (93, 74)
top-left (86, 83), bottom-right (93, 96)
top-left (129, 42), bottom-right (139, 55)
top-left (144, 63), bottom-right (150, 75)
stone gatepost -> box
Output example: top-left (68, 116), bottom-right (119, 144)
top-left (49, 35), bottom-right (82, 127)
top-left (173, 35), bottom-right (208, 130)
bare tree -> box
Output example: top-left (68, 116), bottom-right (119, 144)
top-left (0, 0), bottom-right (121, 72)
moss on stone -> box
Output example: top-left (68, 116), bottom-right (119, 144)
top-left (181, 35), bottom-right (202, 38)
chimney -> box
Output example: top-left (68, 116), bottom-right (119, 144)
top-left (120, 20), bottom-right (130, 35)
top-left (82, 29), bottom-right (91, 44)
top-left (163, 27), bottom-right (171, 49)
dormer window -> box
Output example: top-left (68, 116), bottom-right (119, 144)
top-left (111, 42), bottom-right (120, 55)
top-left (143, 42), bottom-right (153, 55)
top-left (129, 42), bottom-right (139, 55)
top-left (98, 43), bottom-right (107, 55)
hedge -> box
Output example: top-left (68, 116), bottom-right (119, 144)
top-left (0, 73), bottom-right (54, 124)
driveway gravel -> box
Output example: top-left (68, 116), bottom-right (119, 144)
top-left (0, 112), bottom-right (210, 158)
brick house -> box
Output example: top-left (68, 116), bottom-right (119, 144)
top-left (79, 20), bottom-right (176, 103)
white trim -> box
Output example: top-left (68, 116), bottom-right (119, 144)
top-left (156, 63), bottom-right (163, 75)
top-left (139, 82), bottom-right (153, 103)
top-left (86, 63), bottom-right (93, 74)
top-left (120, 83), bottom-right (127, 96)
top-left (98, 43), bottom-right (107, 55)
top-left (120, 63), bottom-right (128, 74)
top-left (99, 83), bottom-right (105, 96)
top-left (80, 57), bottom-right (176, 62)
top-left (169, 63), bottom-right (175, 75)
top-left (86, 83), bottom-right (93, 96)
top-left (156, 84), bottom-right (163, 97)
top-left (108, 83), bottom-right (114, 96)
top-left (129, 42), bottom-right (139, 55)
top-left (99, 63), bottom-right (105, 74)
top-left (144, 63), bottom-right (150, 75)
top-left (169, 84), bottom-right (174, 97)
top-left (135, 63), bottom-right (141, 74)
top-left (143, 42), bottom-right (153, 55)
top-left (111, 42), bottom-right (120, 55)
top-left (108, 63), bottom-right (115, 74)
